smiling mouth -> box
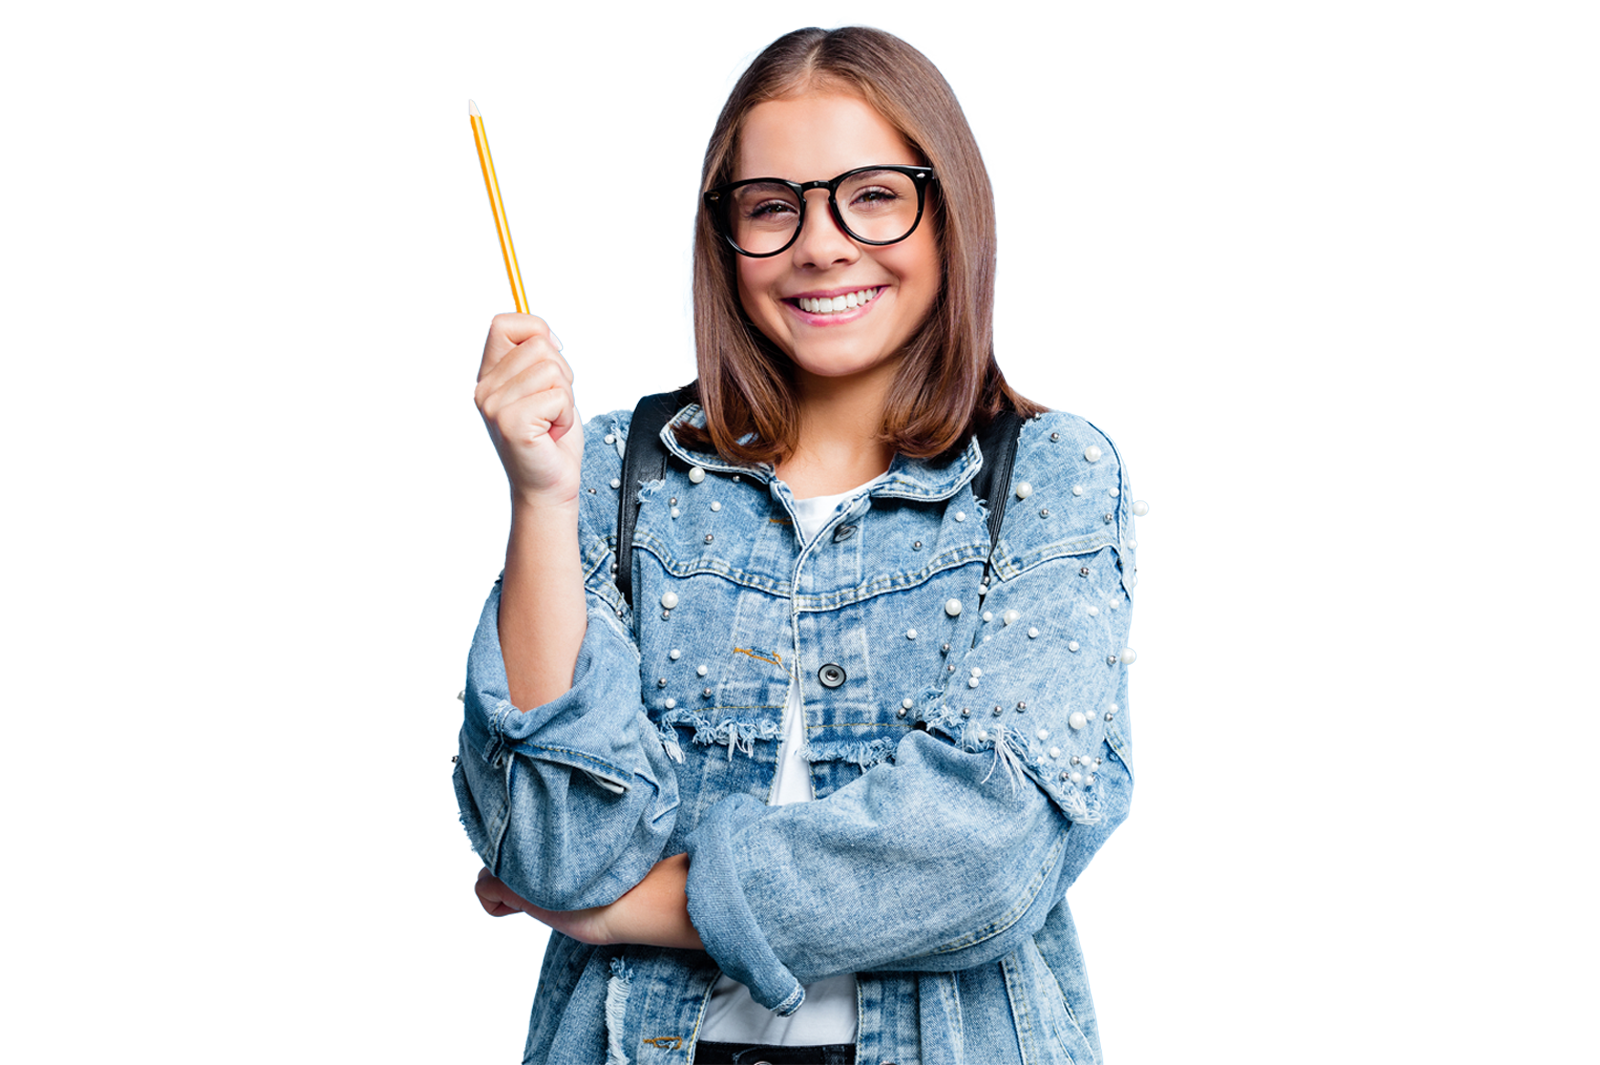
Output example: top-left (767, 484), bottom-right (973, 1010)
top-left (790, 287), bottom-right (882, 315)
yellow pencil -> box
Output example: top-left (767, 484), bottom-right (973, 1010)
top-left (468, 100), bottom-right (528, 314)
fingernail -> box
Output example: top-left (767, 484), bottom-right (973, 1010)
top-left (551, 332), bottom-right (564, 352)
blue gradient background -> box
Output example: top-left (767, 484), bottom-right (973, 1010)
top-left (6, 18), bottom-right (1593, 1061)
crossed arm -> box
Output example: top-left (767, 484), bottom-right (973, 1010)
top-left (474, 853), bottom-right (703, 950)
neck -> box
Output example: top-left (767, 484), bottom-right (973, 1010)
top-left (776, 361), bottom-right (898, 498)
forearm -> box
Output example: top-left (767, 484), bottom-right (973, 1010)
top-left (604, 853), bottom-right (703, 950)
top-left (500, 498), bottom-right (587, 710)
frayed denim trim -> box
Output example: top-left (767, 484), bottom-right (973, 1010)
top-left (605, 956), bottom-right (633, 1065)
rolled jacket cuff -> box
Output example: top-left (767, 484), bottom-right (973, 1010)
top-left (463, 582), bottom-right (646, 787)
top-left (684, 794), bottom-right (805, 1015)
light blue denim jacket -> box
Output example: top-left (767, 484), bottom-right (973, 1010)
top-left (455, 404), bottom-right (1137, 1065)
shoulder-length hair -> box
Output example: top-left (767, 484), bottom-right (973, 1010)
top-left (680, 25), bottom-right (1042, 465)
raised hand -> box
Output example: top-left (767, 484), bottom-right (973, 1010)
top-left (474, 313), bottom-right (583, 507)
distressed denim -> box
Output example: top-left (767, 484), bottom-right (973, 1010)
top-left (455, 404), bottom-right (1137, 1065)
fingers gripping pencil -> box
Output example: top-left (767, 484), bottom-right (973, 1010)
top-left (469, 100), bottom-right (528, 314)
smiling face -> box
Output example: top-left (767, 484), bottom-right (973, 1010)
top-left (733, 92), bottom-right (942, 399)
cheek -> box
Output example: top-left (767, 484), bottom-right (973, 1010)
top-left (735, 261), bottom-right (773, 320)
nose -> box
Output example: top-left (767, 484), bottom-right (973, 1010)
top-left (790, 188), bottom-right (860, 268)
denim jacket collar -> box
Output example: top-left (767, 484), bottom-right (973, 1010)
top-left (658, 404), bottom-right (983, 504)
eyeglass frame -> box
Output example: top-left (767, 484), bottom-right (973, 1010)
top-left (703, 164), bottom-right (936, 258)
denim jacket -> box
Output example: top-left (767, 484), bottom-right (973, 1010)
top-left (454, 403), bottom-right (1137, 1065)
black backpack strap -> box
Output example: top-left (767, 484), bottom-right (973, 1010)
top-left (973, 408), bottom-right (1024, 600)
top-left (615, 387), bottom-right (695, 608)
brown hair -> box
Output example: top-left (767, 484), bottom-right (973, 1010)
top-left (680, 26), bottom-right (1042, 465)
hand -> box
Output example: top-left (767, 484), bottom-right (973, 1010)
top-left (472, 855), bottom-right (703, 950)
top-left (474, 313), bottom-right (583, 508)
top-left (475, 867), bottom-right (614, 944)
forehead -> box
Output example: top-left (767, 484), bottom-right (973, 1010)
top-left (736, 93), bottom-right (917, 181)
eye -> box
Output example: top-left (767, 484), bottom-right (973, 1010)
top-left (847, 184), bottom-right (902, 211)
top-left (744, 198), bottom-right (799, 222)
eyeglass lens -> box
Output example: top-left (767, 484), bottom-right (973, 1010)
top-left (721, 169), bottom-right (921, 255)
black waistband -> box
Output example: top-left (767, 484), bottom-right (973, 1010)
top-left (692, 1040), bottom-right (856, 1065)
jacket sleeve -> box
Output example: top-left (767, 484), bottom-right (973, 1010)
top-left (452, 411), bottom-right (681, 911)
top-left (683, 415), bottom-right (1137, 1013)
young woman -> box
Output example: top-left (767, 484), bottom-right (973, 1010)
top-left (457, 26), bottom-right (1139, 1065)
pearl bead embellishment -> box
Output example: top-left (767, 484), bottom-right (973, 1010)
top-left (669, 649), bottom-right (680, 660)
top-left (954, 510), bottom-right (967, 522)
top-left (968, 676), bottom-right (980, 688)
top-left (982, 611), bottom-right (993, 622)
top-left (610, 478), bottom-right (621, 489)
top-left (1028, 627), bottom-right (1039, 638)
top-left (688, 466), bottom-right (705, 483)
top-left (945, 598), bottom-right (963, 617)
top-left (696, 665), bottom-right (708, 677)
top-left (970, 667), bottom-right (983, 678)
top-left (1084, 445), bottom-right (1102, 462)
top-left (664, 698), bottom-right (676, 709)
top-left (1132, 500), bottom-right (1149, 516)
top-left (711, 501), bottom-right (722, 512)
top-left (604, 434), bottom-right (615, 444)
top-left (906, 628), bottom-right (917, 639)
top-left (1071, 485), bottom-right (1083, 496)
top-left (1067, 640), bottom-right (1079, 652)
top-left (1036, 728), bottom-right (1049, 740)
top-left (670, 507), bottom-right (680, 518)
top-left (660, 592), bottom-right (679, 610)
top-left (1120, 647), bottom-right (1138, 664)
top-left (1049, 746), bottom-right (1061, 759)
top-left (1069, 711), bottom-right (1087, 730)
top-left (1014, 481), bottom-right (1033, 500)
top-left (1002, 609), bottom-right (1020, 626)
top-left (902, 698), bottom-right (914, 709)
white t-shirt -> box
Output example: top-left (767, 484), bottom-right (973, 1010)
top-left (700, 478), bottom-right (880, 1045)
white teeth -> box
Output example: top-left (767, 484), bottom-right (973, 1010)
top-left (798, 288), bottom-right (878, 314)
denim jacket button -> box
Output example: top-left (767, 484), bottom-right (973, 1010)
top-left (832, 523), bottom-right (857, 542)
top-left (818, 663), bottom-right (847, 688)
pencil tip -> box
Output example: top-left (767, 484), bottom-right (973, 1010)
top-left (468, 99), bottom-right (481, 117)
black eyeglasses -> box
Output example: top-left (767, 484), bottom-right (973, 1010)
top-left (703, 164), bottom-right (935, 258)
